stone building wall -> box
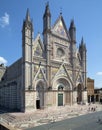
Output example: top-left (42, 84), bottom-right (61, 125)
top-left (0, 59), bottom-right (22, 111)
top-left (87, 77), bottom-right (94, 102)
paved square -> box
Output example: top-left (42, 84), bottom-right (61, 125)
top-left (26, 111), bottom-right (102, 130)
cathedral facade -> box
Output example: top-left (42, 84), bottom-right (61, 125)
top-left (0, 3), bottom-right (87, 112)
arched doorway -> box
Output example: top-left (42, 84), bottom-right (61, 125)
top-left (77, 84), bottom-right (82, 103)
top-left (53, 78), bottom-right (72, 106)
top-left (36, 81), bottom-right (44, 109)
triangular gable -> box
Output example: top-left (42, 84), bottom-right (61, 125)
top-left (53, 62), bottom-right (73, 85)
top-left (54, 20), bottom-right (67, 37)
top-left (34, 42), bottom-right (43, 57)
top-left (52, 15), bottom-right (70, 40)
top-left (33, 66), bottom-right (48, 84)
top-left (56, 64), bottom-right (67, 77)
top-left (76, 70), bottom-right (83, 83)
top-left (33, 34), bottom-right (44, 57)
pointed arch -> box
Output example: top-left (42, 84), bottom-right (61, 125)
top-left (52, 76), bottom-right (72, 106)
top-left (32, 66), bottom-right (48, 89)
top-left (52, 76), bottom-right (72, 90)
top-left (52, 62), bottom-right (73, 87)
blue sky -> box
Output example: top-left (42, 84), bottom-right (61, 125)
top-left (0, 0), bottom-right (102, 88)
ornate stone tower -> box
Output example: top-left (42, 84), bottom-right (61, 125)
top-left (69, 20), bottom-right (76, 88)
top-left (79, 37), bottom-right (87, 89)
top-left (79, 37), bottom-right (87, 103)
top-left (22, 9), bottom-right (33, 90)
top-left (43, 2), bottom-right (51, 87)
top-left (22, 9), bottom-right (34, 111)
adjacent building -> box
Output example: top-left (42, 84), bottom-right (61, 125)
top-left (94, 88), bottom-right (102, 103)
top-left (0, 3), bottom-right (87, 112)
top-left (87, 77), bottom-right (94, 103)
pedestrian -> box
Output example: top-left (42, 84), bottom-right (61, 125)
top-left (91, 107), bottom-right (93, 111)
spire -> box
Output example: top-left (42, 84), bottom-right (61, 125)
top-left (81, 37), bottom-right (84, 45)
top-left (79, 37), bottom-right (86, 51)
top-left (70, 19), bottom-right (75, 28)
top-left (22, 8), bottom-right (33, 34)
top-left (69, 19), bottom-right (76, 42)
top-left (26, 8), bottom-right (31, 22)
top-left (43, 2), bottom-right (51, 18)
top-left (43, 2), bottom-right (51, 33)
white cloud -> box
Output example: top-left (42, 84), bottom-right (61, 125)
top-left (0, 12), bottom-right (9, 28)
top-left (96, 72), bottom-right (102, 76)
top-left (0, 57), bottom-right (7, 65)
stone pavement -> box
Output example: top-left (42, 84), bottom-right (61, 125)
top-left (27, 111), bottom-right (102, 130)
top-left (0, 103), bottom-right (102, 130)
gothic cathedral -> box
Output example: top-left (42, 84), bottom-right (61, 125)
top-left (0, 3), bottom-right (87, 112)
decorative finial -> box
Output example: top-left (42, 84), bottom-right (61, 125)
top-left (70, 18), bottom-right (75, 28)
top-left (60, 7), bottom-right (62, 15)
top-left (46, 1), bottom-right (49, 6)
top-left (26, 8), bottom-right (30, 21)
top-left (81, 36), bottom-right (84, 44)
top-left (43, 1), bottom-right (51, 18)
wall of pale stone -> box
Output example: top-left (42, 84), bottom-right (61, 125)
top-left (0, 58), bottom-right (22, 111)
top-left (25, 91), bottom-right (35, 111)
top-left (73, 91), bottom-right (77, 104)
top-left (82, 91), bottom-right (88, 104)
top-left (7, 58), bottom-right (22, 80)
top-left (65, 91), bottom-right (71, 105)
top-left (45, 91), bottom-right (56, 107)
